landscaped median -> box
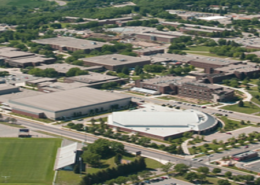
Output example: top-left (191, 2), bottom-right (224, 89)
top-left (189, 131), bottom-right (260, 156)
top-left (221, 101), bottom-right (260, 114)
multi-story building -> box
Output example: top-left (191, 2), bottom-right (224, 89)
top-left (135, 76), bottom-right (234, 102)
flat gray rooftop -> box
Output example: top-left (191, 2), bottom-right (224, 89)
top-left (0, 50), bottom-right (34, 58)
top-left (10, 87), bottom-right (130, 112)
top-left (80, 54), bottom-right (150, 66)
top-left (39, 82), bottom-right (88, 92)
top-left (37, 64), bottom-right (96, 73)
top-left (11, 56), bottom-right (54, 64)
top-left (141, 76), bottom-right (195, 87)
top-left (215, 64), bottom-right (260, 73)
top-left (191, 57), bottom-right (241, 66)
top-left (0, 84), bottom-right (19, 91)
top-left (32, 37), bottom-right (108, 50)
top-left (67, 72), bottom-right (119, 83)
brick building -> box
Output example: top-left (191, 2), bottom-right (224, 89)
top-left (0, 47), bottom-right (55, 67)
top-left (187, 57), bottom-right (241, 73)
top-left (133, 47), bottom-right (165, 56)
top-left (135, 32), bottom-right (176, 43)
top-left (135, 76), bottom-right (234, 102)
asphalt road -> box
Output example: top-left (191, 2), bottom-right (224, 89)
top-left (122, 93), bottom-right (260, 123)
top-left (11, 116), bottom-right (252, 177)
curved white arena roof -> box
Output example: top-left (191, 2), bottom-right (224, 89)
top-left (108, 109), bottom-right (218, 137)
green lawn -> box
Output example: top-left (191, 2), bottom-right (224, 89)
top-left (56, 156), bottom-right (162, 185)
top-left (219, 116), bottom-right (249, 131)
top-left (157, 96), bottom-right (212, 105)
top-left (222, 101), bottom-right (260, 114)
top-left (55, 171), bottom-right (82, 185)
top-left (0, 138), bottom-right (61, 184)
top-left (247, 88), bottom-right (260, 105)
top-left (186, 46), bottom-right (211, 52)
top-left (0, 0), bottom-right (51, 7)
top-left (185, 46), bottom-right (238, 59)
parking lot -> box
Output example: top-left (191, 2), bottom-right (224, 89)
top-left (147, 178), bottom-right (193, 185)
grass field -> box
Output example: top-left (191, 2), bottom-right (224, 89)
top-left (0, 0), bottom-right (50, 7)
top-left (0, 138), bottom-right (61, 185)
top-left (222, 101), bottom-right (260, 114)
top-left (56, 156), bottom-right (162, 185)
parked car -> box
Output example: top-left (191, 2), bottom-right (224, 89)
top-left (226, 132), bottom-right (232, 135)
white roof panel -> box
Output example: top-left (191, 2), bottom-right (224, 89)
top-left (55, 143), bottom-right (78, 170)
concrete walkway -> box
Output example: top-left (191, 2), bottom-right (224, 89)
top-left (181, 138), bottom-right (193, 155)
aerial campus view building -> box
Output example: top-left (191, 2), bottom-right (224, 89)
top-left (108, 109), bottom-right (218, 140)
top-left (134, 76), bottom-right (234, 102)
top-left (0, 47), bottom-right (55, 67)
top-left (32, 37), bottom-right (109, 52)
top-left (9, 87), bottom-right (131, 120)
top-left (80, 54), bottom-right (151, 70)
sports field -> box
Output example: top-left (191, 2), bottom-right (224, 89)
top-left (0, 138), bottom-right (61, 185)
top-left (0, 0), bottom-right (50, 8)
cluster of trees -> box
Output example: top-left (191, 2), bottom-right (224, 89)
top-left (126, 19), bottom-right (158, 27)
top-left (66, 67), bottom-right (89, 77)
top-left (185, 30), bottom-right (240, 38)
top-left (222, 78), bottom-right (239, 88)
top-left (68, 122), bottom-right (183, 154)
top-left (28, 68), bottom-right (59, 78)
top-left (168, 65), bottom-right (194, 76)
top-left (221, 171), bottom-right (259, 184)
top-left (168, 36), bottom-right (193, 54)
top-left (80, 156), bottom-right (146, 185)
top-left (27, 42), bottom-right (56, 58)
top-left (101, 82), bottom-right (120, 89)
top-left (190, 131), bottom-right (260, 154)
top-left (81, 139), bottom-right (125, 167)
top-left (104, 174), bottom-right (140, 185)
top-left (143, 64), bottom-right (166, 73)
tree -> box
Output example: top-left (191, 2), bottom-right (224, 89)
top-left (184, 172), bottom-right (198, 182)
top-left (212, 168), bottom-right (221, 174)
top-left (81, 151), bottom-right (101, 167)
top-left (238, 100), bottom-right (244, 107)
top-left (10, 118), bottom-right (17, 124)
top-left (161, 162), bottom-right (173, 174)
top-left (198, 166), bottom-right (209, 175)
top-left (174, 163), bottom-right (189, 175)
top-left (73, 163), bottom-right (80, 174)
top-left (218, 179), bottom-right (231, 185)
top-left (129, 174), bottom-right (139, 183)
top-left (225, 171), bottom-right (232, 178)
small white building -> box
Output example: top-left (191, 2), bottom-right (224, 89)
top-left (54, 143), bottom-right (82, 170)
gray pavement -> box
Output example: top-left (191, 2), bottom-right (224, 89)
top-left (7, 115), bottom-right (254, 177)
top-left (116, 92), bottom-right (260, 123)
top-left (149, 178), bottom-right (194, 185)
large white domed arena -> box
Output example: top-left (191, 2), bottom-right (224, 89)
top-left (108, 106), bottom-right (218, 140)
